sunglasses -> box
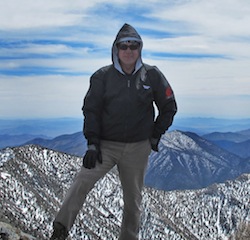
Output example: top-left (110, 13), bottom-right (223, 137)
top-left (118, 43), bottom-right (140, 51)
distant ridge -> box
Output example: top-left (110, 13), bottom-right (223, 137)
top-left (146, 130), bottom-right (250, 190)
top-left (26, 132), bottom-right (87, 156)
top-left (202, 130), bottom-right (250, 158)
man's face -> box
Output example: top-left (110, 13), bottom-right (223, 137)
top-left (118, 41), bottom-right (140, 67)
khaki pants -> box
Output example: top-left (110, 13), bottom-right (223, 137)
top-left (54, 139), bottom-right (151, 240)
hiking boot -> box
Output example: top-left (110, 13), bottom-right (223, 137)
top-left (50, 222), bottom-right (68, 240)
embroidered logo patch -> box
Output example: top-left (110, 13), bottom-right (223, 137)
top-left (143, 85), bottom-right (150, 90)
top-left (166, 87), bottom-right (173, 97)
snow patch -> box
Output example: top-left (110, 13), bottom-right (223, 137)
top-left (0, 148), bottom-right (14, 167)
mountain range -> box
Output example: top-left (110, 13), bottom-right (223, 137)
top-left (25, 131), bottom-right (87, 157)
top-left (1, 118), bottom-right (250, 160)
top-left (1, 144), bottom-right (249, 239)
top-left (1, 118), bottom-right (250, 239)
top-left (1, 117), bottom-right (250, 147)
top-left (202, 129), bottom-right (250, 158)
top-left (0, 118), bottom-right (83, 138)
top-left (145, 131), bottom-right (250, 190)
top-left (21, 130), bottom-right (250, 191)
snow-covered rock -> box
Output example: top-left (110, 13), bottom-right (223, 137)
top-left (0, 144), bottom-right (249, 239)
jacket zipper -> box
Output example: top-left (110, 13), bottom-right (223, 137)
top-left (124, 79), bottom-right (131, 141)
top-left (127, 79), bottom-right (130, 88)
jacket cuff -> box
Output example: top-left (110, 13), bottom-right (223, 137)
top-left (87, 144), bottom-right (98, 151)
top-left (87, 137), bottom-right (100, 147)
top-left (152, 131), bottom-right (162, 140)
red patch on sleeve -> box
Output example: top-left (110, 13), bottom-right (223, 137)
top-left (166, 87), bottom-right (173, 97)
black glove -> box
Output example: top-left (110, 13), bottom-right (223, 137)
top-left (83, 145), bottom-right (102, 169)
top-left (151, 138), bottom-right (160, 152)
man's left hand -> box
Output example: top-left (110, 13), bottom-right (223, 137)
top-left (83, 146), bottom-right (102, 169)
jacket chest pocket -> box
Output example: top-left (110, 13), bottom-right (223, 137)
top-left (136, 82), bottom-right (153, 104)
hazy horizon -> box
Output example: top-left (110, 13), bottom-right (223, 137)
top-left (0, 115), bottom-right (250, 120)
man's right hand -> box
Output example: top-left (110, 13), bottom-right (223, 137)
top-left (83, 147), bottom-right (102, 169)
top-left (150, 137), bottom-right (160, 152)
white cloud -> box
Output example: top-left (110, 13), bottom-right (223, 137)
top-left (0, 0), bottom-right (91, 30)
top-left (143, 0), bottom-right (250, 58)
top-left (0, 0), bottom-right (128, 30)
top-left (0, 75), bottom-right (89, 118)
top-left (151, 0), bottom-right (250, 36)
top-left (0, 0), bottom-right (250, 118)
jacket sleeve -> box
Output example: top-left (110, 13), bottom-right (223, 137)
top-left (82, 68), bottom-right (106, 146)
top-left (149, 66), bottom-right (177, 139)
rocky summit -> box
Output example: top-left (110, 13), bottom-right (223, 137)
top-left (0, 144), bottom-right (250, 239)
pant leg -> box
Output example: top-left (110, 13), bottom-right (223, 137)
top-left (54, 141), bottom-right (117, 231)
top-left (118, 140), bottom-right (151, 240)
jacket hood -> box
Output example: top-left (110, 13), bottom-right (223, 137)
top-left (112, 23), bottom-right (143, 75)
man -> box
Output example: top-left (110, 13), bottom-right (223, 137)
top-left (50, 23), bottom-right (177, 240)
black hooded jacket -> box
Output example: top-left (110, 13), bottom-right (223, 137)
top-left (83, 23), bottom-right (177, 146)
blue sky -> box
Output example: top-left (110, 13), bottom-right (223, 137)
top-left (1, 0), bottom-right (250, 119)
